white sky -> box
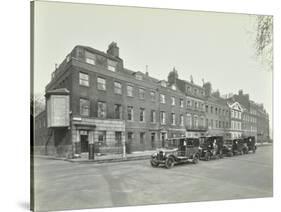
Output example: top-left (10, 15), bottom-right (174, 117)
top-left (33, 1), bottom-right (272, 130)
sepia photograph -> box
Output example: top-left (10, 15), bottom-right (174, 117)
top-left (31, 1), bottom-right (273, 211)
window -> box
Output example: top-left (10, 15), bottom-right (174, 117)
top-left (186, 114), bottom-right (192, 128)
top-left (160, 81), bottom-right (167, 87)
top-left (140, 108), bottom-right (145, 122)
top-left (219, 108), bottom-right (221, 115)
top-left (127, 106), bottom-right (133, 121)
top-left (85, 51), bottom-right (96, 65)
top-left (171, 113), bottom-right (176, 125)
top-left (115, 132), bottom-right (122, 145)
top-left (140, 132), bottom-right (145, 144)
top-left (114, 82), bottom-right (122, 94)
top-left (150, 110), bottom-right (156, 123)
top-left (160, 111), bottom-right (166, 124)
top-left (187, 99), bottom-right (192, 107)
top-left (114, 104), bottom-right (122, 119)
top-left (205, 105), bottom-right (209, 113)
top-left (150, 91), bottom-right (156, 101)
top-left (186, 86), bottom-right (191, 93)
top-left (210, 106), bottom-right (213, 113)
top-left (128, 132), bottom-right (134, 141)
top-left (151, 133), bottom-right (156, 148)
top-left (211, 119), bottom-right (213, 128)
top-left (107, 59), bottom-right (117, 72)
top-left (194, 88), bottom-right (197, 95)
top-left (219, 121), bottom-right (221, 128)
top-left (195, 102), bottom-right (198, 109)
top-left (180, 115), bottom-right (184, 126)
top-left (79, 72), bottom-right (89, 87)
top-left (139, 88), bottom-right (145, 99)
top-left (97, 77), bottom-right (106, 90)
top-left (238, 112), bottom-right (241, 119)
top-left (160, 94), bottom-right (166, 104)
top-left (194, 116), bottom-right (198, 128)
top-left (171, 97), bottom-right (176, 106)
top-left (98, 102), bottom-right (106, 118)
top-left (216, 120), bottom-right (218, 128)
top-left (215, 107), bottom-right (218, 114)
top-left (180, 99), bottom-right (184, 108)
top-left (80, 98), bottom-right (90, 116)
top-left (200, 117), bottom-right (204, 127)
top-left (206, 118), bottom-right (209, 128)
top-left (127, 85), bottom-right (133, 97)
top-left (98, 131), bottom-right (106, 145)
top-left (135, 73), bottom-right (143, 80)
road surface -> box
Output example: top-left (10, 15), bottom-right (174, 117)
top-left (32, 145), bottom-right (273, 211)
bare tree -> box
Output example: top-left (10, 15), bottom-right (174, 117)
top-left (31, 93), bottom-right (45, 117)
top-left (255, 15), bottom-right (273, 71)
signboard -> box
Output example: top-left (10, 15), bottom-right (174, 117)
top-left (47, 95), bottom-right (70, 127)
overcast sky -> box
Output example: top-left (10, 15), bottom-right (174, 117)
top-left (33, 1), bottom-right (272, 130)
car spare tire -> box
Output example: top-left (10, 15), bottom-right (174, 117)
top-left (150, 160), bottom-right (159, 167)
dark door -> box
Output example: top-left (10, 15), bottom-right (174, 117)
top-left (161, 132), bottom-right (166, 147)
top-left (151, 133), bottom-right (156, 148)
top-left (80, 135), bottom-right (89, 153)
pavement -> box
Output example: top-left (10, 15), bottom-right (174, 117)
top-left (32, 145), bottom-right (273, 212)
top-left (33, 142), bottom-right (272, 164)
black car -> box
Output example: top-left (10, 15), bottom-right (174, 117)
top-left (243, 136), bottom-right (257, 153)
top-left (232, 138), bottom-right (248, 155)
top-left (150, 137), bottom-right (201, 169)
top-left (222, 139), bottom-right (234, 157)
top-left (199, 136), bottom-right (224, 161)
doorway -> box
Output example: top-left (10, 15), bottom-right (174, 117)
top-left (161, 132), bottom-right (166, 147)
top-left (80, 135), bottom-right (89, 153)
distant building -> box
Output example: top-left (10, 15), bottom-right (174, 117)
top-left (203, 83), bottom-right (231, 139)
top-left (33, 42), bottom-right (270, 158)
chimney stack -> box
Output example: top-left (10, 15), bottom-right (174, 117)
top-left (107, 42), bottom-right (119, 57)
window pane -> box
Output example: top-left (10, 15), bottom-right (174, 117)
top-left (79, 72), bottom-right (89, 86)
top-left (80, 99), bottom-right (90, 116)
top-left (98, 102), bottom-right (106, 118)
top-left (127, 85), bottom-right (133, 97)
top-left (114, 82), bottom-right (122, 94)
top-left (97, 77), bottom-right (106, 90)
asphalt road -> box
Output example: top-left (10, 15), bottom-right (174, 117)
top-left (32, 145), bottom-right (273, 211)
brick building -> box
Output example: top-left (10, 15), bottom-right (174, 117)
top-left (203, 82), bottom-right (231, 138)
top-left (33, 42), bottom-right (271, 158)
top-left (230, 90), bottom-right (270, 142)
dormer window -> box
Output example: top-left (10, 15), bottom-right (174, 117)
top-left (160, 81), bottom-right (167, 87)
top-left (107, 59), bottom-right (117, 72)
top-left (135, 73), bottom-right (143, 80)
top-left (85, 51), bottom-right (96, 65)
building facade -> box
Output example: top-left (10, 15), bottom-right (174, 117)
top-left (202, 82), bottom-right (231, 138)
top-left (34, 42), bottom-right (271, 158)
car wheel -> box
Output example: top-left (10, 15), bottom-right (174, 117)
top-left (165, 157), bottom-right (175, 169)
top-left (205, 152), bottom-right (210, 161)
top-left (150, 160), bottom-right (159, 167)
top-left (193, 155), bottom-right (199, 164)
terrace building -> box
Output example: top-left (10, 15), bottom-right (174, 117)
top-left (33, 42), bottom-right (271, 158)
